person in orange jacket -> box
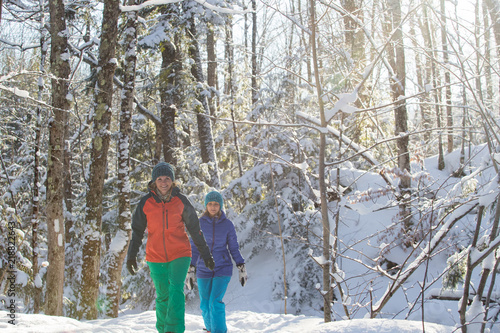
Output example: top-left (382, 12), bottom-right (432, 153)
top-left (126, 162), bottom-right (215, 333)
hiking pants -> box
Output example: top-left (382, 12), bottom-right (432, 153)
top-left (197, 276), bottom-right (231, 333)
top-left (148, 257), bottom-right (191, 333)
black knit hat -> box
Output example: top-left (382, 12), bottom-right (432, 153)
top-left (205, 191), bottom-right (223, 211)
top-left (152, 162), bottom-right (175, 182)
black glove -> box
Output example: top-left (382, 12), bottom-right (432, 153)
top-left (204, 256), bottom-right (215, 271)
top-left (237, 264), bottom-right (247, 287)
top-left (127, 259), bottom-right (138, 276)
top-left (185, 265), bottom-right (196, 290)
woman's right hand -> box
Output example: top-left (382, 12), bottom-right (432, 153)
top-left (127, 258), bottom-right (138, 275)
top-left (204, 256), bottom-right (215, 270)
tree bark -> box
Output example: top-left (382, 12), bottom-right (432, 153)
top-left (207, 23), bottom-right (218, 119)
top-left (416, 7), bottom-right (432, 146)
top-left (310, 0), bottom-right (332, 322)
top-left (484, 0), bottom-right (500, 111)
top-left (32, 0), bottom-right (49, 312)
top-left (251, 0), bottom-right (258, 114)
top-left (420, 4), bottom-right (444, 169)
top-left (79, 0), bottom-right (120, 320)
top-left (440, 0), bottom-right (453, 153)
top-left (482, 0), bottom-right (494, 109)
top-left (342, 0), bottom-right (365, 68)
top-left (159, 4), bottom-right (181, 165)
top-left (387, 0), bottom-right (412, 238)
top-left (459, 206), bottom-right (485, 332)
top-left (185, 10), bottom-right (220, 188)
top-left (45, 0), bottom-right (71, 316)
top-left (341, 0), bottom-right (366, 144)
top-left (225, 18), bottom-right (243, 178)
top-left (104, 0), bottom-right (137, 318)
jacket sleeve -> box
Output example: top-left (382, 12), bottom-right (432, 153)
top-left (190, 237), bottom-right (200, 266)
top-left (127, 197), bottom-right (147, 261)
top-left (227, 219), bottom-right (245, 265)
top-left (179, 194), bottom-right (212, 262)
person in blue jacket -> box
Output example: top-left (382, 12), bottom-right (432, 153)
top-left (187, 191), bottom-right (247, 333)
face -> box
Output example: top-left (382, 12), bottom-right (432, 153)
top-left (155, 175), bottom-right (172, 196)
top-left (206, 201), bottom-right (220, 217)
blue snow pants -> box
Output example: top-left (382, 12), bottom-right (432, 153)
top-left (148, 257), bottom-right (191, 333)
top-left (197, 276), bottom-right (231, 333)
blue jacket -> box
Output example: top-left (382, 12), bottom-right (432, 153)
top-left (191, 211), bottom-right (245, 278)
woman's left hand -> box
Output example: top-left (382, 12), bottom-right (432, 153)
top-left (237, 264), bottom-right (247, 287)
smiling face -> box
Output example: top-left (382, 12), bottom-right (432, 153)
top-left (206, 201), bottom-right (221, 217)
top-left (155, 175), bottom-right (172, 196)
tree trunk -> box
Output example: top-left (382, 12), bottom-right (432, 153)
top-left (185, 11), bottom-right (220, 188)
top-left (45, 0), bottom-right (71, 316)
top-left (32, 14), bottom-right (48, 313)
top-left (207, 23), bottom-right (218, 119)
top-left (484, 0), bottom-right (500, 111)
top-left (341, 0), bottom-right (366, 144)
top-left (32, 95), bottom-right (41, 315)
top-left (79, 0), bottom-right (119, 320)
top-left (251, 0), bottom-right (258, 113)
top-left (387, 0), bottom-right (412, 239)
top-left (104, 0), bottom-right (137, 318)
top-left (482, 0), bottom-right (494, 109)
top-left (310, 0), bottom-right (332, 322)
top-left (440, 0), bottom-right (453, 153)
top-left (160, 48), bottom-right (178, 163)
top-left (411, 18), bottom-right (431, 145)
top-left (225, 18), bottom-right (243, 177)
top-left (459, 206), bottom-right (485, 332)
top-left (159, 4), bottom-right (181, 165)
top-left (420, 5), bottom-right (444, 169)
top-left (342, 0), bottom-right (365, 68)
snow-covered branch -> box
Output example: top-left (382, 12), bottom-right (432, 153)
top-left (120, 0), bottom-right (249, 14)
top-left (297, 111), bottom-right (395, 188)
top-left (470, 234), bottom-right (500, 269)
top-left (0, 38), bottom-right (40, 51)
top-left (371, 200), bottom-right (479, 318)
top-left (0, 72), bottom-right (51, 108)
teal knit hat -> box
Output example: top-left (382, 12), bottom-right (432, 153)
top-left (205, 191), bottom-right (223, 210)
top-left (152, 162), bottom-right (175, 182)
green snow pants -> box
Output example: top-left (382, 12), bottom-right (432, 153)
top-left (147, 257), bottom-right (191, 333)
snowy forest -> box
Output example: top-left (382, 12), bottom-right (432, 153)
top-left (1, 0), bottom-right (500, 331)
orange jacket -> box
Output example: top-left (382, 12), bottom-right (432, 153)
top-left (127, 185), bottom-right (211, 263)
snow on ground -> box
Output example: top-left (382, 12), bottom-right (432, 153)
top-left (0, 309), bottom-right (456, 333)
top-left (0, 249), bottom-right (459, 332)
top-left (0, 250), bottom-right (459, 332)
top-left (2, 144), bottom-right (498, 332)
